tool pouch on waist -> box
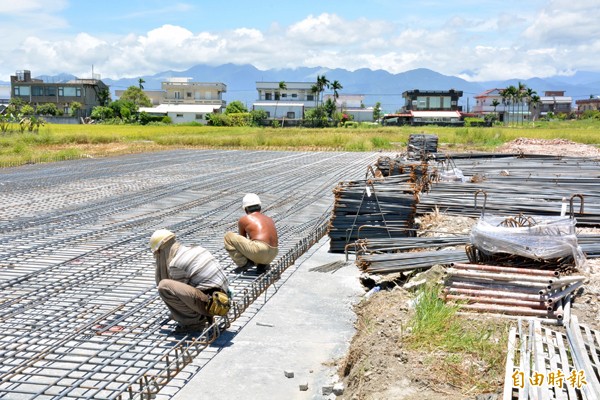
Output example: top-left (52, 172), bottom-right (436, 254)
top-left (208, 291), bottom-right (231, 316)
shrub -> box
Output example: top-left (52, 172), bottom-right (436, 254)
top-left (206, 113), bottom-right (231, 126)
top-left (250, 109), bottom-right (268, 126)
top-left (36, 103), bottom-right (59, 116)
top-left (581, 110), bottom-right (600, 119)
top-left (464, 117), bottom-right (487, 127)
top-left (228, 113), bottom-right (253, 127)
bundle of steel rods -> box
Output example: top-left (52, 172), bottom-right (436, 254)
top-left (357, 248), bottom-right (468, 273)
top-left (353, 235), bottom-right (469, 273)
top-left (374, 157), bottom-right (430, 183)
top-left (443, 262), bottom-right (586, 322)
top-left (407, 133), bottom-right (439, 159)
top-left (418, 155), bottom-right (600, 227)
top-left (577, 234), bottom-right (600, 258)
top-left (328, 174), bottom-right (419, 253)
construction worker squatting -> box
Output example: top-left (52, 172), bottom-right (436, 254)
top-left (224, 193), bottom-right (279, 274)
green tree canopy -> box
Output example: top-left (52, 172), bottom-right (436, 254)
top-left (225, 101), bottom-right (248, 114)
top-left (36, 103), bottom-right (60, 116)
top-left (70, 102), bottom-right (83, 117)
top-left (373, 102), bottom-right (383, 121)
top-left (21, 104), bottom-right (35, 116)
top-left (96, 88), bottom-right (111, 106)
top-left (119, 86), bottom-right (152, 108)
top-left (108, 99), bottom-right (137, 120)
top-left (91, 106), bottom-right (114, 120)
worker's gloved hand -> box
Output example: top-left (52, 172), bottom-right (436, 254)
top-left (208, 291), bottom-right (231, 316)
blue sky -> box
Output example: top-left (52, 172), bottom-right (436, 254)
top-left (0, 0), bottom-right (598, 82)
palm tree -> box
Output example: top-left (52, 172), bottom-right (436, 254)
top-left (311, 84), bottom-right (319, 107)
top-left (274, 81), bottom-right (287, 121)
top-left (138, 78), bottom-right (145, 90)
top-left (490, 99), bottom-right (500, 123)
top-left (316, 75), bottom-right (330, 106)
top-left (330, 80), bottom-right (343, 112)
top-left (524, 87), bottom-right (537, 123)
top-left (529, 94), bottom-right (541, 123)
top-left (501, 85), bottom-right (518, 125)
top-left (517, 82), bottom-right (526, 125)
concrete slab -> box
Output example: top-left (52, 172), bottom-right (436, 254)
top-left (167, 236), bottom-right (363, 400)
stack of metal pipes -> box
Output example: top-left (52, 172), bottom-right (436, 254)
top-left (418, 155), bottom-right (600, 226)
top-left (328, 174), bottom-right (419, 253)
top-left (443, 262), bottom-right (586, 323)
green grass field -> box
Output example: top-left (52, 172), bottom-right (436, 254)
top-left (1, 120), bottom-right (599, 167)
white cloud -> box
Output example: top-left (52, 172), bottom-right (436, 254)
top-left (522, 0), bottom-right (600, 45)
top-left (0, 0), bottom-right (67, 14)
top-left (1, 5), bottom-right (600, 82)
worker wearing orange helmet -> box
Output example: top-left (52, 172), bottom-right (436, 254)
top-left (224, 193), bottom-right (279, 274)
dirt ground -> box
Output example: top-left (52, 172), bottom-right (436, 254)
top-left (336, 138), bottom-right (600, 400)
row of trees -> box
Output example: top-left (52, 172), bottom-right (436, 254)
top-left (90, 86), bottom-right (158, 123)
top-left (4, 98), bottom-right (83, 118)
top-left (497, 83), bottom-right (541, 125)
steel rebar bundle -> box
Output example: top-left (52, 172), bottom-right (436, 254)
top-left (328, 174), bottom-right (419, 253)
top-left (418, 155), bottom-right (600, 227)
top-left (353, 235), bottom-right (470, 273)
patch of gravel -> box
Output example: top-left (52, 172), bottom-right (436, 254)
top-left (495, 138), bottom-right (600, 158)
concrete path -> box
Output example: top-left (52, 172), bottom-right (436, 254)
top-left (158, 236), bottom-right (363, 400)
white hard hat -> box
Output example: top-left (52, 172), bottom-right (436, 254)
top-left (149, 229), bottom-right (175, 252)
top-left (242, 193), bottom-right (261, 210)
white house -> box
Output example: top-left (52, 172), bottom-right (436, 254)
top-left (253, 82), bottom-right (316, 122)
top-left (134, 77), bottom-right (227, 124)
top-left (323, 94), bottom-right (374, 122)
top-left (138, 104), bottom-right (221, 124)
top-left (472, 88), bottom-right (532, 123)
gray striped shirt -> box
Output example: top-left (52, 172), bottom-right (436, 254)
top-left (168, 245), bottom-right (228, 292)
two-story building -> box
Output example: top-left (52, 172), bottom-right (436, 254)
top-left (322, 94), bottom-right (375, 122)
top-left (539, 91), bottom-right (572, 117)
top-left (383, 89), bottom-right (463, 126)
top-left (252, 82), bottom-right (317, 124)
top-left (10, 70), bottom-right (109, 117)
top-left (137, 77), bottom-right (227, 124)
top-left (472, 88), bottom-right (508, 120)
top-left (575, 97), bottom-right (600, 114)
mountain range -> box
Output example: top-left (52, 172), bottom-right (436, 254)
top-left (6, 64), bottom-right (600, 113)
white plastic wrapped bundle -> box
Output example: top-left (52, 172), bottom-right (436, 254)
top-left (438, 167), bottom-right (467, 183)
top-left (470, 215), bottom-right (586, 269)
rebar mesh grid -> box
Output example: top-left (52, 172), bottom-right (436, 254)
top-left (0, 149), bottom-right (380, 399)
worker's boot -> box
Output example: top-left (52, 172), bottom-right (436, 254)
top-left (256, 264), bottom-right (270, 273)
top-left (234, 260), bottom-right (255, 274)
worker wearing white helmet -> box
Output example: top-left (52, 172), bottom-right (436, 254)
top-left (150, 229), bottom-right (230, 334)
top-left (224, 193), bottom-right (279, 274)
